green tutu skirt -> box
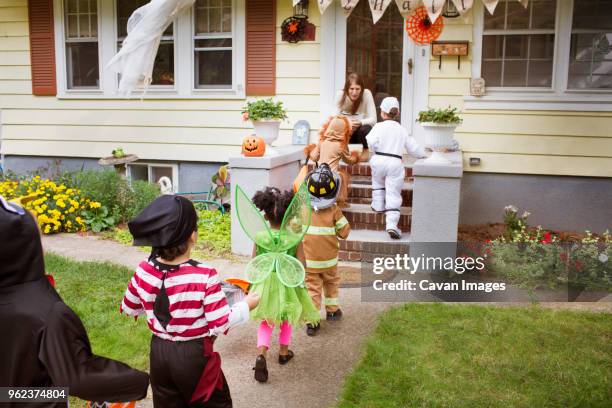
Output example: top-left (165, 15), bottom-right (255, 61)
top-left (249, 270), bottom-right (320, 327)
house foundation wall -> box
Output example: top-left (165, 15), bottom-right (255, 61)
top-left (460, 173), bottom-right (612, 234)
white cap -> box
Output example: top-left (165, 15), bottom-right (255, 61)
top-left (380, 97), bottom-right (400, 114)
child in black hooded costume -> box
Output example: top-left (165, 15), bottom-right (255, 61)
top-left (0, 196), bottom-right (149, 407)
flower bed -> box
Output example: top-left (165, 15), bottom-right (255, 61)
top-left (0, 176), bottom-right (99, 233)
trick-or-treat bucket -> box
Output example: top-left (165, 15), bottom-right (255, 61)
top-left (221, 279), bottom-right (248, 307)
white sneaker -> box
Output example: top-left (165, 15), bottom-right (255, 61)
top-left (387, 228), bottom-right (401, 240)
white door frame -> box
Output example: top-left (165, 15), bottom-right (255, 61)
top-left (320, 3), bottom-right (430, 143)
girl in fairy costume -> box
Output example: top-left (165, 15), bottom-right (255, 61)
top-left (235, 185), bottom-right (320, 383)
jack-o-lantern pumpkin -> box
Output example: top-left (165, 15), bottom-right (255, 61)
top-left (241, 135), bottom-right (266, 157)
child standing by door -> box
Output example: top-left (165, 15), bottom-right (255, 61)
top-left (366, 97), bottom-right (427, 239)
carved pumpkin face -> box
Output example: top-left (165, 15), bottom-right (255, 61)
top-left (241, 135), bottom-right (266, 157)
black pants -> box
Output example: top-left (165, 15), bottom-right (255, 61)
top-left (150, 336), bottom-right (232, 408)
top-left (349, 124), bottom-right (372, 149)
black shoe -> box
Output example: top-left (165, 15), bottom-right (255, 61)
top-left (387, 229), bottom-right (401, 240)
top-left (253, 354), bottom-right (268, 383)
top-left (326, 309), bottom-right (343, 321)
top-left (306, 323), bottom-right (320, 336)
top-left (278, 350), bottom-right (294, 365)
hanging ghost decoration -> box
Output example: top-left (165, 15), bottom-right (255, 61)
top-left (369, 0), bottom-right (393, 24)
top-left (107, 0), bottom-right (195, 96)
top-left (318, 0), bottom-right (335, 14)
top-left (341, 0), bottom-right (361, 16)
top-left (451, 0), bottom-right (474, 15)
top-left (423, 0), bottom-right (446, 23)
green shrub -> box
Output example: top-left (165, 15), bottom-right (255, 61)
top-left (68, 170), bottom-right (159, 224)
top-left (416, 106), bottom-right (462, 124)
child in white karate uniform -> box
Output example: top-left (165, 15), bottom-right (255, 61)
top-left (366, 97), bottom-right (427, 239)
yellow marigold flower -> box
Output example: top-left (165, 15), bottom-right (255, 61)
top-left (44, 225), bottom-right (51, 234)
top-left (90, 202), bottom-right (102, 209)
top-left (57, 200), bottom-right (66, 208)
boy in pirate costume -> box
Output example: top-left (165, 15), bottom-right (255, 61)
top-left (0, 196), bottom-right (149, 407)
top-left (121, 195), bottom-right (259, 407)
top-left (302, 164), bottom-right (351, 336)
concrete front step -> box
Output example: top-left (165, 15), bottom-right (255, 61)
top-left (339, 229), bottom-right (410, 262)
top-left (347, 177), bottom-right (413, 207)
top-left (342, 203), bottom-right (411, 231)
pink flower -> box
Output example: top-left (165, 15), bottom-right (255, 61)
top-left (242, 112), bottom-right (249, 122)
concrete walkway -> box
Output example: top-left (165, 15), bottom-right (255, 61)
top-left (42, 234), bottom-right (612, 408)
top-left (42, 234), bottom-right (390, 408)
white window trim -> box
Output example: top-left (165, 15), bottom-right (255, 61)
top-left (467, 0), bottom-right (612, 111)
top-left (127, 162), bottom-right (179, 192)
top-left (53, 0), bottom-right (245, 100)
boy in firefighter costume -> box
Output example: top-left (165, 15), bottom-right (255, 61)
top-left (0, 196), bottom-right (149, 407)
top-left (366, 97), bottom-right (427, 239)
top-left (304, 115), bottom-right (360, 207)
top-left (302, 164), bottom-right (351, 336)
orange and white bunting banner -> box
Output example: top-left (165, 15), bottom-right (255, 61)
top-left (423, 0), bottom-right (446, 23)
top-left (451, 0), bottom-right (474, 15)
top-left (341, 0), bottom-right (361, 16)
top-left (369, 0), bottom-right (393, 24)
top-left (318, 0), bottom-right (335, 14)
top-left (394, 0), bottom-right (424, 18)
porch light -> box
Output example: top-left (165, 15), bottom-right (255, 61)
top-left (442, 0), bottom-right (460, 18)
top-left (293, 0), bottom-right (309, 18)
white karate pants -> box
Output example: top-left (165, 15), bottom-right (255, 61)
top-left (370, 155), bottom-right (404, 232)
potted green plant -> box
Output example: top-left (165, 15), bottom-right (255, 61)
top-left (242, 98), bottom-right (288, 155)
top-left (416, 107), bottom-right (462, 164)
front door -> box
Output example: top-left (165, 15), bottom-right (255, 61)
top-left (343, 1), bottom-right (427, 139)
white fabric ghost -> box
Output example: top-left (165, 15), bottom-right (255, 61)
top-left (107, 0), bottom-right (195, 96)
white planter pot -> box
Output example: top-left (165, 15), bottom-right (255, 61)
top-left (420, 122), bottom-right (458, 164)
top-left (252, 120), bottom-right (281, 156)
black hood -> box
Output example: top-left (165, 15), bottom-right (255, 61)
top-left (0, 196), bottom-right (45, 288)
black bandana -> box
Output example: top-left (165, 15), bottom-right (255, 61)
top-left (128, 195), bottom-right (198, 249)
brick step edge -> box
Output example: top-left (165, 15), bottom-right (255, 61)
top-left (307, 163), bottom-right (412, 178)
top-left (344, 210), bottom-right (411, 230)
top-left (339, 240), bottom-right (410, 262)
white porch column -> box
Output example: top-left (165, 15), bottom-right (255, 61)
top-left (409, 151), bottom-right (463, 265)
top-left (229, 146), bottom-right (304, 255)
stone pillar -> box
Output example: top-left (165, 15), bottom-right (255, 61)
top-left (229, 146), bottom-right (304, 256)
top-left (409, 151), bottom-right (463, 264)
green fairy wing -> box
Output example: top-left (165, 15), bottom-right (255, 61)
top-left (245, 252), bottom-right (305, 288)
top-left (244, 252), bottom-right (276, 284)
top-left (278, 182), bottom-right (312, 251)
top-left (274, 253), bottom-right (305, 288)
top-left (235, 185), bottom-right (274, 251)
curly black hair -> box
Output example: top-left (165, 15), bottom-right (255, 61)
top-left (252, 187), bottom-right (294, 227)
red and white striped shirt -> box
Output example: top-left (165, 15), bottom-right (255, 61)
top-left (121, 259), bottom-right (231, 341)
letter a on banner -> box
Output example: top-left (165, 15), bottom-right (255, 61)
top-left (369, 0), bottom-right (393, 24)
top-left (318, 0), bottom-right (334, 14)
top-left (482, 0), bottom-right (500, 14)
top-left (341, 0), bottom-right (361, 17)
top-left (394, 0), bottom-right (424, 18)
top-left (451, 0), bottom-right (474, 15)
top-left (423, 0), bottom-right (446, 23)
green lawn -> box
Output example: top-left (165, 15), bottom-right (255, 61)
top-left (337, 303), bottom-right (612, 408)
top-left (46, 253), bottom-right (151, 370)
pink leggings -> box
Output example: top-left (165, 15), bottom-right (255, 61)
top-left (257, 320), bottom-right (292, 349)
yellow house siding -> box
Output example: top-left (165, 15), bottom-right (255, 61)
top-left (429, 11), bottom-right (612, 178)
top-left (0, 0), bottom-right (320, 163)
top-left (0, 0), bottom-right (31, 97)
